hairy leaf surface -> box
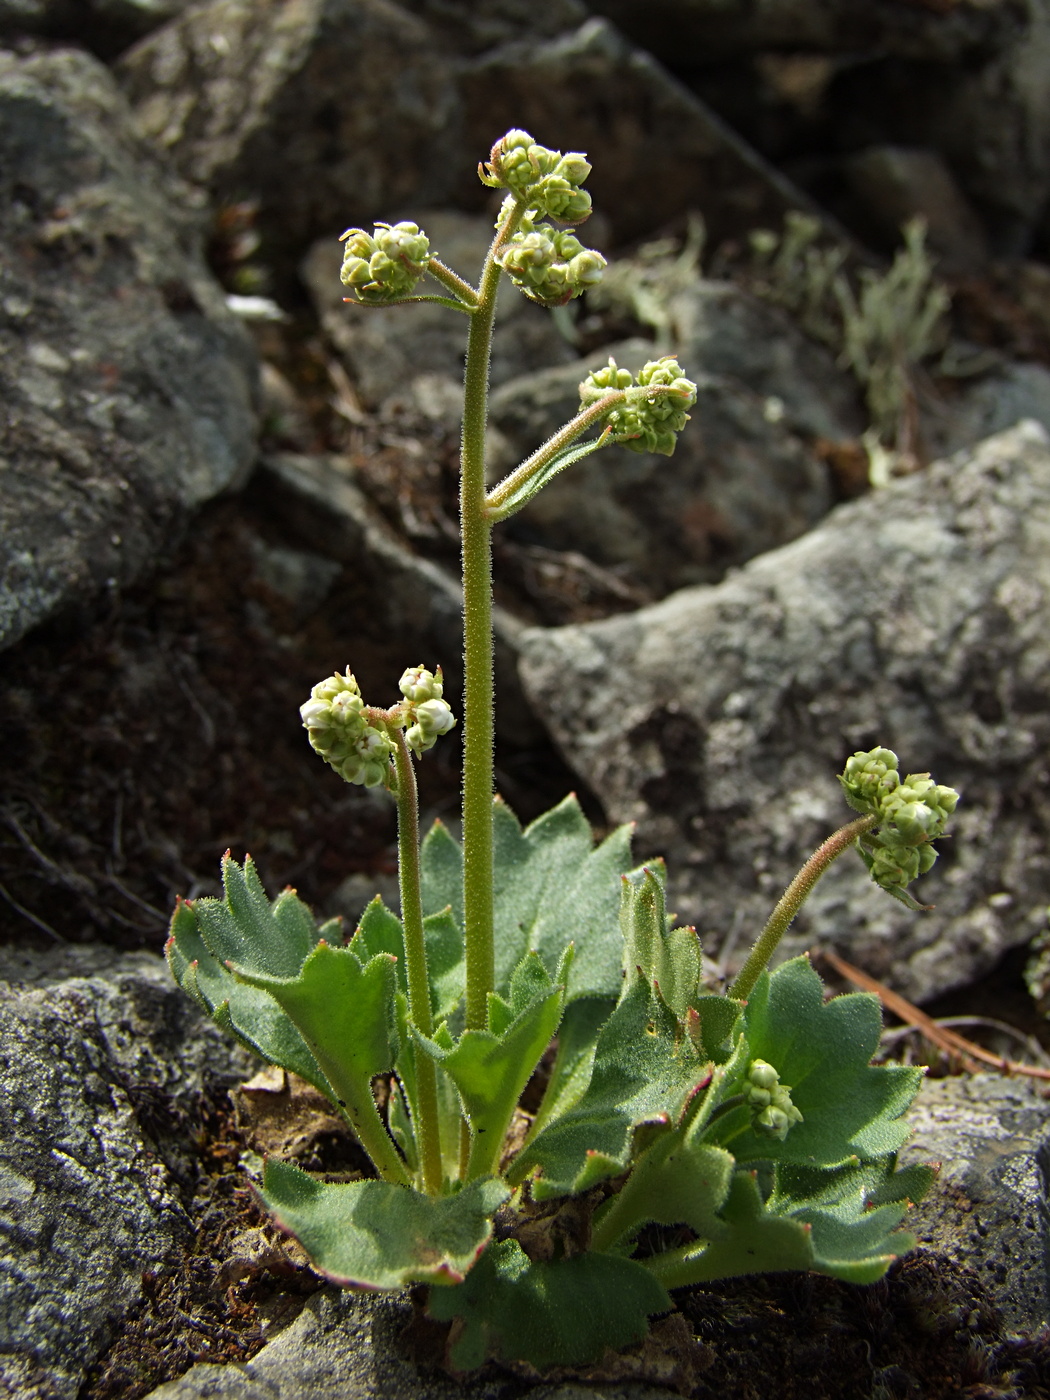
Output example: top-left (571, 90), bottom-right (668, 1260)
top-left (427, 1238), bottom-right (671, 1370)
top-left (259, 1161), bottom-right (507, 1287)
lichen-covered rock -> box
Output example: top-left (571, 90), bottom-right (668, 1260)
top-left (0, 46), bottom-right (258, 652)
top-left (118, 0), bottom-right (461, 261)
top-left (519, 421), bottom-right (1050, 1003)
top-left (903, 1072), bottom-right (1050, 1333)
top-left (489, 338), bottom-right (833, 598)
top-left (0, 945), bottom-right (253, 1400)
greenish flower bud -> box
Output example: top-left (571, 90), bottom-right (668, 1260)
top-left (578, 356), bottom-right (697, 457)
top-left (499, 219), bottom-right (606, 306)
top-left (339, 221), bottom-right (430, 304)
top-left (405, 697), bottom-right (456, 755)
top-left (480, 131), bottom-right (593, 224)
top-left (399, 665), bottom-right (444, 704)
top-left (839, 747), bottom-right (901, 815)
top-left (301, 670), bottom-right (396, 788)
top-left (745, 1060), bottom-right (803, 1140)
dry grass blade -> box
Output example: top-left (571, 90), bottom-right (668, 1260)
top-left (818, 948), bottom-right (1050, 1083)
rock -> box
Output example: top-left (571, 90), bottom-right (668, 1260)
top-left (590, 0), bottom-right (1050, 256)
top-left (0, 0), bottom-right (196, 57)
top-left (666, 278), bottom-right (864, 442)
top-left (842, 146), bottom-right (989, 274)
top-left (0, 46), bottom-right (258, 653)
top-left (121, 0), bottom-right (832, 277)
top-left (140, 1285), bottom-right (676, 1399)
top-left (489, 337), bottom-right (833, 598)
top-left (0, 944), bottom-right (253, 1400)
top-left (252, 453), bottom-right (542, 743)
top-left (456, 14), bottom-right (831, 249)
top-left (586, 0), bottom-right (1025, 66)
top-left (903, 1072), bottom-right (1050, 1333)
top-left (301, 211), bottom-right (578, 419)
top-left (929, 360), bottom-right (1050, 461)
top-left (518, 421), bottom-right (1050, 1004)
top-left (117, 0), bottom-right (461, 265)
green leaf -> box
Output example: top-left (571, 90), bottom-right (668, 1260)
top-left (619, 864), bottom-right (702, 1019)
top-left (259, 1160), bottom-right (508, 1287)
top-left (417, 797), bottom-right (635, 1009)
top-left (231, 941), bottom-right (399, 1156)
top-left (419, 950), bottom-right (570, 1180)
top-left (427, 1238), bottom-right (671, 1370)
top-left (193, 853), bottom-right (323, 979)
top-left (648, 1155), bottom-right (927, 1290)
top-left (706, 956), bottom-right (922, 1170)
top-left (592, 1135), bottom-right (735, 1251)
top-left (486, 432), bottom-right (611, 523)
top-left (509, 975), bottom-right (706, 1198)
top-left (166, 898), bottom-right (334, 1097)
top-left (420, 819), bottom-right (464, 930)
top-left (524, 996), bottom-right (613, 1142)
top-left (688, 993), bottom-right (743, 1063)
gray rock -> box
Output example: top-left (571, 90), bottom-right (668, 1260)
top-left (929, 360), bottom-right (1050, 461)
top-left (666, 279), bottom-right (864, 443)
top-left (118, 0), bottom-right (461, 263)
top-left (903, 1072), bottom-right (1050, 1333)
top-left (121, 0), bottom-right (832, 272)
top-left (252, 453), bottom-right (542, 743)
top-left (140, 1285), bottom-right (671, 1400)
top-left (456, 15), bottom-right (832, 249)
top-left (0, 47), bottom-right (258, 653)
top-left (586, 0), bottom-right (1026, 66)
top-left (518, 421), bottom-right (1050, 1004)
top-left (0, 945), bottom-right (253, 1400)
top-left (842, 146), bottom-right (990, 275)
top-left (301, 211), bottom-right (578, 419)
top-left (490, 338), bottom-right (833, 597)
top-left (0, 0), bottom-right (196, 55)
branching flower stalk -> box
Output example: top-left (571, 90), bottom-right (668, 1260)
top-left (166, 129), bottom-right (963, 1374)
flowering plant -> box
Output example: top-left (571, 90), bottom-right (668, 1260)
top-left (168, 131), bottom-right (958, 1370)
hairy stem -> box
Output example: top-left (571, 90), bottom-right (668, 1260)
top-left (392, 732), bottom-right (443, 1194)
top-left (426, 257), bottom-right (479, 306)
top-left (460, 199), bottom-right (526, 1031)
top-left (728, 814), bottom-right (877, 1002)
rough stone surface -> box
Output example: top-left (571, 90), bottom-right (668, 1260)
top-left (591, 0), bottom-right (1050, 256)
top-left (490, 337), bottom-right (834, 597)
top-left (455, 14), bottom-right (830, 249)
top-left (903, 1072), bottom-right (1050, 1334)
top-left (252, 453), bottom-right (541, 743)
top-left (118, 0), bottom-right (462, 262)
top-left (929, 360), bottom-right (1050, 460)
top-left (0, 945), bottom-right (253, 1400)
top-left (0, 0), bottom-right (196, 56)
top-left (0, 46), bottom-right (258, 652)
top-left (518, 421), bottom-right (1050, 1004)
top-left (120, 0), bottom-right (830, 269)
top-left (140, 1286), bottom-right (673, 1400)
top-left (666, 278), bottom-right (864, 443)
top-left (301, 211), bottom-right (578, 421)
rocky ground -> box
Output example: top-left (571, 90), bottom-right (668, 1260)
top-left (3, 0), bottom-right (1050, 1396)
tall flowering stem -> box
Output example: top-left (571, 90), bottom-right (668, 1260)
top-left (459, 200), bottom-right (526, 1031)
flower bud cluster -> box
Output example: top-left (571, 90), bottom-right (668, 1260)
top-left (300, 671), bottom-right (397, 788)
top-left (578, 355), bottom-right (698, 456)
top-left (840, 747), bottom-right (959, 892)
top-left (480, 130), bottom-right (593, 224)
top-left (745, 1059), bottom-right (804, 1141)
top-left (499, 215), bottom-right (606, 307)
top-left (398, 666), bottom-right (456, 754)
top-left (339, 221), bottom-right (431, 304)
